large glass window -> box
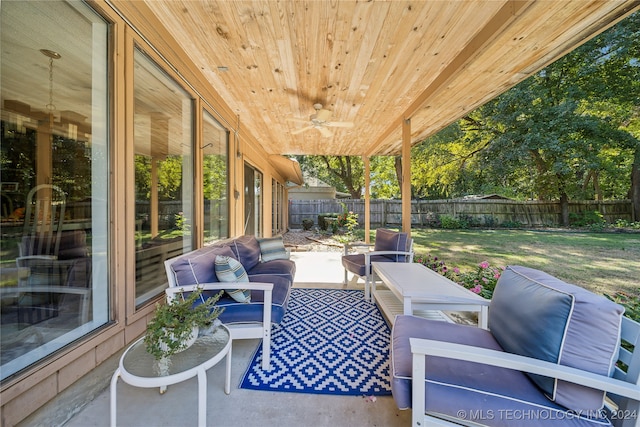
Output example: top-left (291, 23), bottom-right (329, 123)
top-left (0, 1), bottom-right (109, 381)
top-left (244, 164), bottom-right (262, 236)
top-left (133, 48), bottom-right (193, 307)
top-left (202, 111), bottom-right (228, 245)
top-left (272, 179), bottom-right (285, 235)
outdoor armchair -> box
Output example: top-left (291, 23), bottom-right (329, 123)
top-left (391, 266), bottom-right (640, 427)
top-left (341, 228), bottom-right (413, 301)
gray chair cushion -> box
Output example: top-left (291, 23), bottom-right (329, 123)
top-left (391, 315), bottom-right (613, 427)
top-left (374, 228), bottom-right (409, 261)
top-left (341, 253), bottom-right (396, 277)
top-left (489, 266), bottom-right (624, 412)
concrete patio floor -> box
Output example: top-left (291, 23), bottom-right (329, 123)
top-left (59, 252), bottom-right (412, 427)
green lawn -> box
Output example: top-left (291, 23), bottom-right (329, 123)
top-left (409, 228), bottom-right (640, 297)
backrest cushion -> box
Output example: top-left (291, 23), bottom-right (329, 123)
top-left (374, 228), bottom-right (410, 261)
top-left (488, 265), bottom-right (623, 412)
top-left (257, 236), bottom-right (290, 262)
top-left (169, 245), bottom-right (235, 286)
top-left (214, 255), bottom-right (251, 303)
top-left (229, 235), bottom-right (261, 271)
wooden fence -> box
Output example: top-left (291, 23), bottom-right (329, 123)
top-left (288, 199), bottom-right (634, 228)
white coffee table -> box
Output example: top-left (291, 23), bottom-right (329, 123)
top-left (110, 324), bottom-right (231, 427)
top-left (371, 262), bottom-right (489, 328)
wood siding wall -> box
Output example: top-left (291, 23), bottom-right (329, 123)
top-left (289, 199), bottom-right (634, 228)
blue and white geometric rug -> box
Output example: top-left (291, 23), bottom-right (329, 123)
top-left (239, 288), bottom-right (392, 396)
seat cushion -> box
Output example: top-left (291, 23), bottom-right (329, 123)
top-left (229, 235), bottom-right (261, 271)
top-left (391, 315), bottom-right (612, 427)
top-left (489, 266), bottom-right (624, 412)
top-left (169, 245), bottom-right (235, 286)
top-left (374, 228), bottom-right (409, 261)
top-left (246, 258), bottom-right (296, 284)
top-left (341, 253), bottom-right (394, 277)
top-left (210, 275), bottom-right (291, 325)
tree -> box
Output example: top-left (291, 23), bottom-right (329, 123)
top-left (295, 155), bottom-right (364, 199)
top-left (410, 11), bottom-right (639, 222)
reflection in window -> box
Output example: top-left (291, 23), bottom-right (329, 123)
top-left (133, 48), bottom-right (193, 307)
top-left (0, 1), bottom-right (109, 381)
top-left (202, 111), bottom-right (229, 244)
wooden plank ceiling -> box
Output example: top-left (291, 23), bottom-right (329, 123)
top-left (142, 0), bottom-right (639, 157)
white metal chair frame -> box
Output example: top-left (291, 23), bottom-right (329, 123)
top-left (164, 260), bottom-right (275, 371)
top-left (410, 315), bottom-right (640, 427)
top-left (12, 184), bottom-right (91, 323)
top-left (343, 239), bottom-right (414, 301)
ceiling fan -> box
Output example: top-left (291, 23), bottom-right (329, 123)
top-left (288, 103), bottom-right (354, 137)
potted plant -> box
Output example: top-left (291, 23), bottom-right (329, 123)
top-left (144, 287), bottom-right (225, 360)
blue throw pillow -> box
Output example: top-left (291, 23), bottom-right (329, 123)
top-left (214, 255), bottom-right (251, 303)
top-left (258, 236), bottom-right (290, 262)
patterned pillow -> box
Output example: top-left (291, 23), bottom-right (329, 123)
top-left (257, 236), bottom-right (290, 262)
top-left (214, 255), bottom-right (251, 303)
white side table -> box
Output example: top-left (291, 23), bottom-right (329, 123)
top-left (110, 325), bottom-right (231, 427)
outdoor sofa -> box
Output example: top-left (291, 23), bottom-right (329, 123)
top-left (391, 265), bottom-right (640, 427)
top-left (164, 235), bottom-right (295, 370)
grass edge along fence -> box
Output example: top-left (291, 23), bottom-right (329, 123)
top-left (289, 198), bottom-right (634, 229)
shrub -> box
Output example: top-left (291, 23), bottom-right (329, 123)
top-left (614, 219), bottom-right (640, 230)
top-left (605, 291), bottom-right (640, 323)
top-left (301, 218), bottom-right (314, 231)
top-left (458, 214), bottom-right (476, 228)
top-left (483, 215), bottom-right (499, 228)
top-left (318, 213), bottom-right (339, 231)
top-left (500, 219), bottom-right (523, 228)
top-left (422, 211), bottom-right (441, 228)
top-left (415, 255), bottom-right (503, 300)
top-left (447, 261), bottom-right (504, 300)
top-left (439, 215), bottom-right (461, 229)
top-left (569, 210), bottom-right (605, 228)
top-left (337, 209), bottom-right (358, 235)
top-left (414, 253), bottom-right (448, 275)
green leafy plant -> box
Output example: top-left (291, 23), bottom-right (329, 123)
top-left (500, 219), bottom-right (523, 228)
top-left (318, 213), bottom-right (339, 231)
top-left (174, 211), bottom-right (190, 232)
top-left (417, 254), bottom-right (503, 300)
top-left (301, 218), bottom-right (314, 230)
top-left (414, 253), bottom-right (449, 275)
top-left (605, 291), bottom-right (640, 323)
top-left (448, 261), bottom-right (504, 299)
top-left (569, 210), bottom-right (605, 228)
top-left (439, 215), bottom-right (462, 229)
top-left (144, 288), bottom-right (224, 360)
top-left (337, 210), bottom-right (358, 235)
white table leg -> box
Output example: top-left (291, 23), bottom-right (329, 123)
top-left (479, 306), bottom-right (489, 329)
top-left (197, 368), bottom-right (207, 427)
top-left (225, 346), bottom-right (232, 394)
top-left (110, 368), bottom-right (120, 427)
top-left (365, 274), bottom-right (371, 302)
top-left (403, 296), bottom-right (412, 315)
